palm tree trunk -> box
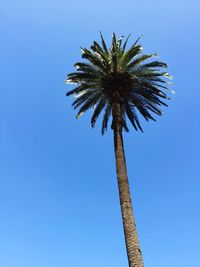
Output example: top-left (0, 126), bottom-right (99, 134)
top-left (112, 100), bottom-right (144, 267)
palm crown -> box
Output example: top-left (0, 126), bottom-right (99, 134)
top-left (65, 33), bottom-right (173, 134)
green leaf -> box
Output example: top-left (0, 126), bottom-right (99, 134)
top-left (127, 54), bottom-right (158, 70)
top-left (81, 47), bottom-right (108, 72)
top-left (101, 104), bottom-right (111, 134)
top-left (76, 94), bottom-right (101, 119)
top-left (143, 61), bottom-right (167, 69)
top-left (91, 98), bottom-right (106, 127)
top-left (66, 84), bottom-right (89, 96)
top-left (121, 34), bottom-right (131, 54)
top-left (120, 45), bottom-right (143, 68)
top-left (72, 91), bottom-right (94, 109)
top-left (100, 32), bottom-right (108, 54)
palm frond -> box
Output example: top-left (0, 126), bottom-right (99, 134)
top-left (121, 34), bottom-right (131, 54)
top-left (122, 112), bottom-right (129, 132)
top-left (67, 72), bottom-right (98, 82)
top-left (90, 41), bottom-right (109, 64)
top-left (76, 93), bottom-right (101, 119)
top-left (117, 36), bottom-right (124, 50)
top-left (91, 98), bottom-right (106, 128)
top-left (128, 54), bottom-right (157, 70)
top-left (81, 47), bottom-right (108, 71)
top-left (72, 91), bottom-right (95, 109)
top-left (66, 84), bottom-right (89, 96)
top-left (136, 105), bottom-right (156, 122)
top-left (100, 32), bottom-right (109, 55)
top-left (120, 45), bottom-right (143, 68)
top-left (143, 61), bottom-right (167, 69)
top-left (101, 104), bottom-right (111, 135)
top-left (111, 33), bottom-right (117, 72)
top-left (74, 62), bottom-right (98, 73)
top-left (124, 102), bottom-right (143, 132)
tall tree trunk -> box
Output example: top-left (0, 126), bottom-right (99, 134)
top-left (111, 99), bottom-right (144, 267)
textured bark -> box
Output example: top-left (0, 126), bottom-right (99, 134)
top-left (112, 100), bottom-right (144, 267)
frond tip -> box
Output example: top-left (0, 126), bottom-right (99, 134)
top-left (65, 32), bottom-right (174, 134)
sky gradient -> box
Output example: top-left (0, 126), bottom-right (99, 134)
top-left (1, 0), bottom-right (200, 267)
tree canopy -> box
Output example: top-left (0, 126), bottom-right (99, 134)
top-left (65, 33), bottom-right (174, 134)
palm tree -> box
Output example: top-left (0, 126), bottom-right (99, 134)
top-left (65, 33), bottom-right (173, 267)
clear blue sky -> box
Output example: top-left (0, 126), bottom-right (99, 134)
top-left (1, 0), bottom-right (200, 266)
